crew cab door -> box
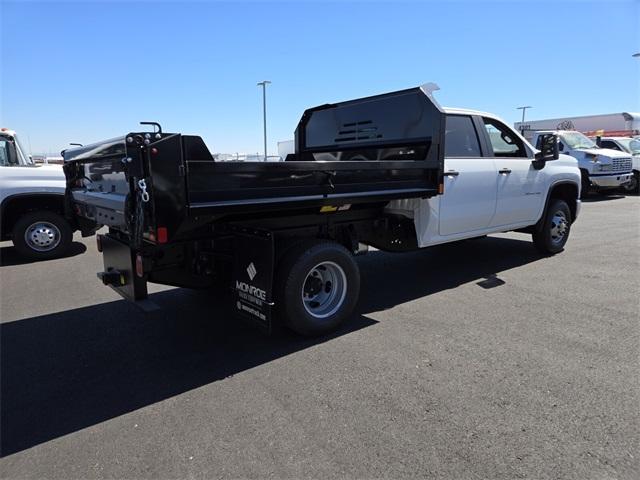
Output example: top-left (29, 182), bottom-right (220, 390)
top-left (480, 118), bottom-right (546, 227)
top-left (438, 115), bottom-right (498, 236)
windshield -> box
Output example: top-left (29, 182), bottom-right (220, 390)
top-left (560, 131), bottom-right (597, 150)
top-left (615, 138), bottom-right (640, 154)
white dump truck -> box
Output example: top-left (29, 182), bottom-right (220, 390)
top-left (62, 85), bottom-right (581, 336)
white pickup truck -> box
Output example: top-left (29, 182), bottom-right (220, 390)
top-left (596, 136), bottom-right (640, 194)
top-left (0, 128), bottom-right (77, 259)
top-left (528, 130), bottom-right (633, 197)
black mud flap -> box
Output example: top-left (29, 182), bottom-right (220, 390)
top-left (232, 228), bottom-right (275, 334)
top-left (99, 234), bottom-right (158, 312)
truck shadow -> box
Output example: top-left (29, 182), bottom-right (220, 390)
top-left (580, 194), bottom-right (626, 203)
top-left (0, 289), bottom-right (376, 457)
top-left (1, 235), bottom-right (542, 456)
top-left (356, 235), bottom-right (542, 314)
top-left (0, 242), bottom-right (87, 267)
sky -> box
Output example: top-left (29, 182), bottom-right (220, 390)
top-left (1, 0), bottom-right (639, 155)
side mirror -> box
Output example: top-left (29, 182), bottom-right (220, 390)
top-left (533, 133), bottom-right (559, 169)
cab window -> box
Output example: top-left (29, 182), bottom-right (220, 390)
top-left (482, 118), bottom-right (527, 158)
top-left (444, 115), bottom-right (481, 157)
top-left (600, 140), bottom-right (621, 151)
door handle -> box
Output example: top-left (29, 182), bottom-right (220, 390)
top-left (446, 170), bottom-right (460, 177)
top-left (499, 168), bottom-right (512, 174)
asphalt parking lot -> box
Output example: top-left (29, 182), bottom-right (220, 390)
top-left (1, 195), bottom-right (638, 479)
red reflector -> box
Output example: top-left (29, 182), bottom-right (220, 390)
top-left (135, 254), bottom-right (144, 278)
top-left (96, 234), bottom-right (103, 252)
top-left (151, 147), bottom-right (158, 155)
top-left (157, 227), bottom-right (168, 244)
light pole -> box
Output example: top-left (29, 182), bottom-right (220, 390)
top-left (257, 80), bottom-right (271, 161)
top-left (516, 106), bottom-right (532, 134)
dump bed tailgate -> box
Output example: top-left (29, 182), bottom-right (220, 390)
top-left (63, 136), bottom-right (130, 229)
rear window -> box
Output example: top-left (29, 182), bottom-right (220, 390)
top-left (445, 115), bottom-right (481, 157)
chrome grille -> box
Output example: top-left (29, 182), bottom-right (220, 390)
top-left (611, 158), bottom-right (632, 172)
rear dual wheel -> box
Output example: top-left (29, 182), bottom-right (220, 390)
top-left (276, 241), bottom-right (360, 336)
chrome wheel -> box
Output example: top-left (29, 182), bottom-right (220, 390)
top-left (301, 261), bottom-right (347, 319)
top-left (24, 221), bottom-right (61, 252)
top-left (549, 211), bottom-right (568, 245)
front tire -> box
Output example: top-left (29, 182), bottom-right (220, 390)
top-left (276, 240), bottom-right (360, 336)
top-left (11, 210), bottom-right (73, 260)
top-left (532, 200), bottom-right (572, 254)
top-left (580, 170), bottom-right (591, 199)
top-left (622, 171), bottom-right (639, 195)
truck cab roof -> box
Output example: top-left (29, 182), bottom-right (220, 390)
top-left (0, 128), bottom-right (17, 138)
top-left (444, 107), bottom-right (537, 151)
top-left (443, 107), bottom-right (496, 117)
top-left (529, 130), bottom-right (564, 135)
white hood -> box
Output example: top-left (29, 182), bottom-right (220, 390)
top-left (577, 147), bottom-right (630, 159)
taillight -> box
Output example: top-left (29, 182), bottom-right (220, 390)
top-left (96, 234), bottom-right (103, 252)
top-left (157, 227), bottom-right (168, 244)
top-left (135, 254), bottom-right (144, 278)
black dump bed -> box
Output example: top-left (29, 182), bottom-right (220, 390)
top-left (63, 86), bottom-right (445, 244)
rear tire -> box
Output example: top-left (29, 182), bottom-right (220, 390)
top-left (532, 200), bottom-right (572, 254)
top-left (12, 210), bottom-right (72, 260)
top-left (276, 240), bottom-right (360, 336)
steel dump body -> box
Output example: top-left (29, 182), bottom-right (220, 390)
top-left (64, 87), bottom-right (445, 243)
